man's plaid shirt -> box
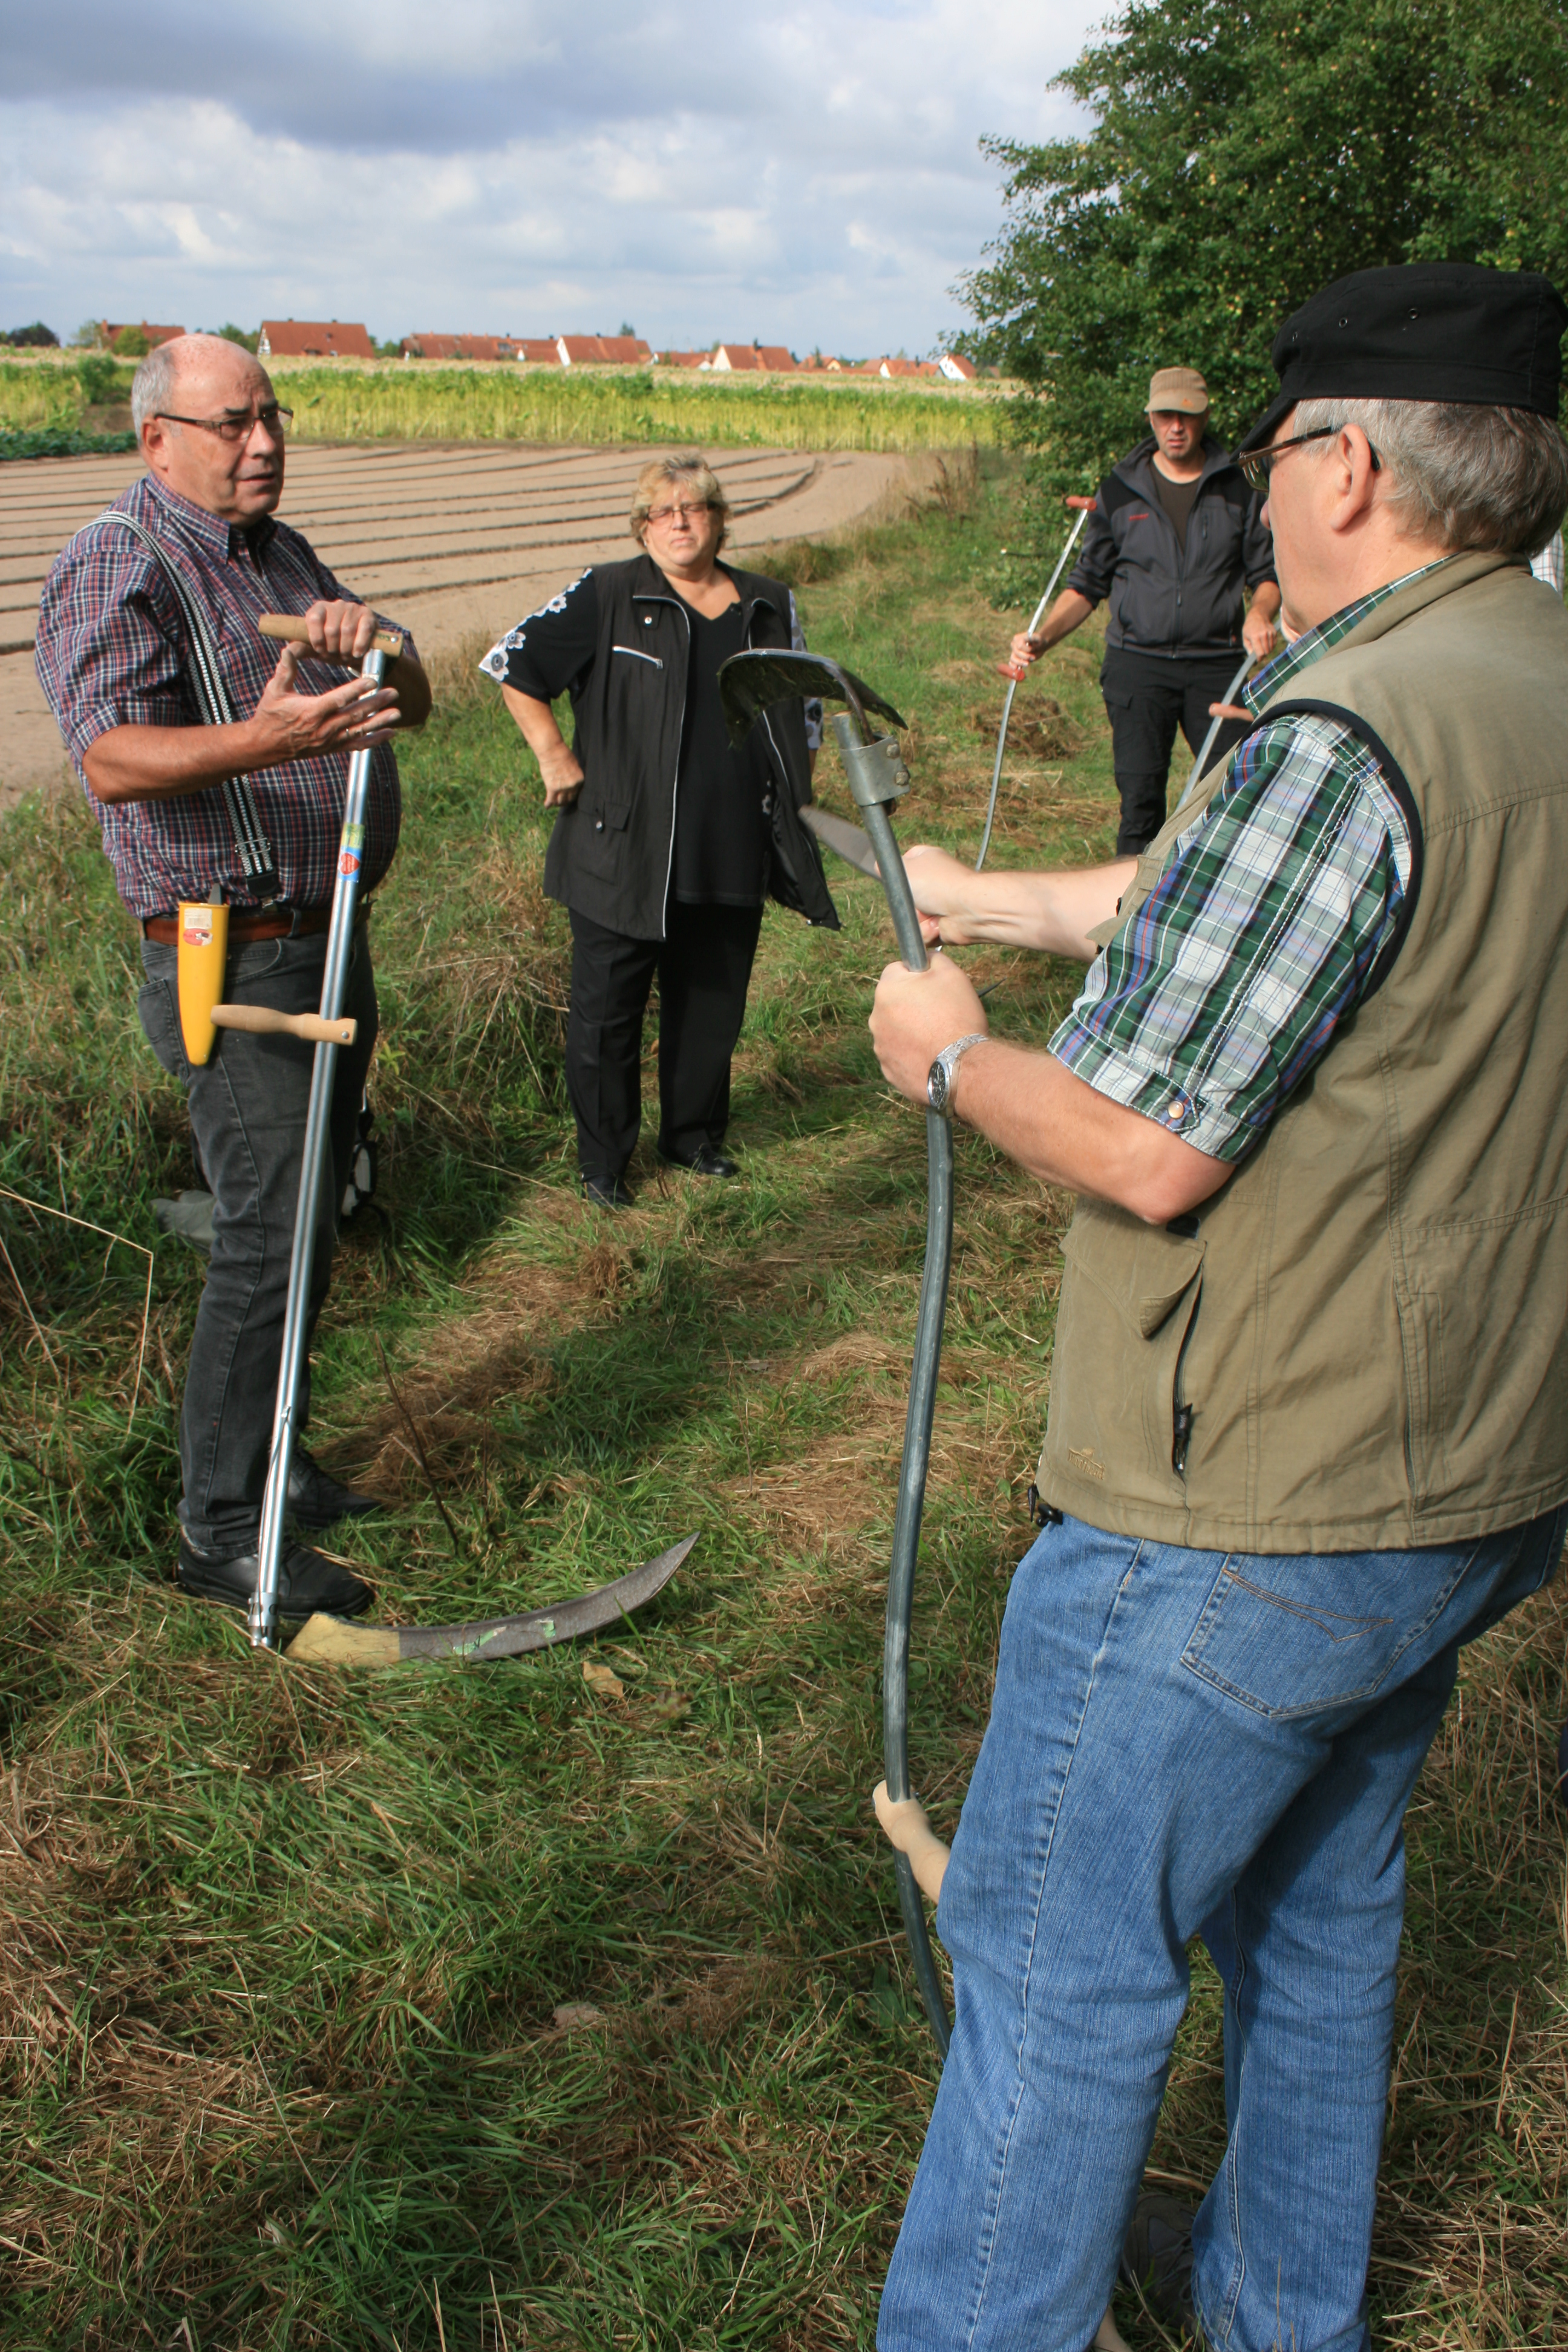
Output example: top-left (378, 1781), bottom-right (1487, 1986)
top-left (34, 473), bottom-right (413, 918)
top-left (1050, 568), bottom-right (1437, 1161)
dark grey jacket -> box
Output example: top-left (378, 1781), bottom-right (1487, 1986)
top-left (539, 554), bottom-right (839, 940)
top-left (1067, 436), bottom-right (1275, 660)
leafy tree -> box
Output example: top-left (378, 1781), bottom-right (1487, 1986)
top-left (214, 322), bottom-right (260, 353)
top-left (70, 319), bottom-right (106, 350)
top-left (1, 322), bottom-right (59, 347)
top-left (961, 0), bottom-right (1568, 494)
top-left (76, 355), bottom-right (127, 407)
top-left (111, 325), bottom-right (150, 357)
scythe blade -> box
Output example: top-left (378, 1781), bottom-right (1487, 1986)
top-left (286, 1534), bottom-right (696, 1666)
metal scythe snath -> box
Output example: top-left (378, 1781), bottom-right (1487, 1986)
top-left (244, 616), bottom-right (693, 1668)
top-left (1175, 650), bottom-right (1255, 810)
top-left (720, 647), bottom-right (952, 2053)
top-left (976, 496), bottom-right (1097, 872)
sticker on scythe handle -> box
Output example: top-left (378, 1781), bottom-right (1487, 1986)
top-left (339, 849), bottom-right (362, 876)
top-left (338, 823), bottom-right (365, 879)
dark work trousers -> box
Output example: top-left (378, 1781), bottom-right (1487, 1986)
top-left (566, 901), bottom-right (764, 1180)
top-left (139, 924), bottom-right (379, 1556)
top-left (1100, 645), bottom-right (1254, 855)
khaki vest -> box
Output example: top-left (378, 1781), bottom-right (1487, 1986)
top-left (1038, 553), bottom-right (1568, 1553)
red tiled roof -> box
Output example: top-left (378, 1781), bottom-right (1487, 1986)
top-left (596, 335), bottom-right (653, 364)
top-left (938, 352), bottom-right (978, 381)
top-left (658, 349), bottom-right (709, 368)
top-left (754, 345), bottom-right (797, 371)
top-left (557, 335), bottom-right (609, 364)
top-left (258, 319), bottom-right (376, 359)
top-left (713, 344), bottom-right (766, 371)
top-left (516, 339), bottom-right (561, 365)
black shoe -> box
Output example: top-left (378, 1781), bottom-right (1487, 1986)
top-left (1120, 2192), bottom-right (1199, 2333)
top-left (581, 1171), bottom-right (634, 1208)
top-left (287, 1447), bottom-right (379, 1530)
top-left (177, 1534), bottom-right (373, 1619)
top-left (660, 1145), bottom-right (739, 1178)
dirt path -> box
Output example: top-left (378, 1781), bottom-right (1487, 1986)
top-left (1, 442), bottom-right (911, 809)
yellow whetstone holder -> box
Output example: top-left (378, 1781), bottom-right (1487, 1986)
top-left (175, 884), bottom-right (360, 1063)
top-left (177, 886), bottom-right (229, 1065)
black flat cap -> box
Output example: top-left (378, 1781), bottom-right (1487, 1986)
top-left (1238, 261), bottom-right (1567, 453)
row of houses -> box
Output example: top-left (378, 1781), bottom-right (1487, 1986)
top-left (91, 318), bottom-right (982, 379)
top-left (395, 334), bottom-right (978, 378)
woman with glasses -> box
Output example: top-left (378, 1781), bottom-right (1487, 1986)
top-left (482, 456), bottom-right (838, 1206)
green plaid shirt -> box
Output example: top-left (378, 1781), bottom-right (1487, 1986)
top-left (1050, 566), bottom-right (1440, 1162)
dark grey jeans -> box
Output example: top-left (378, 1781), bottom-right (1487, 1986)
top-left (139, 926), bottom-right (378, 1555)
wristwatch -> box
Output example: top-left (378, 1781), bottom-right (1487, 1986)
top-left (927, 1031), bottom-right (988, 1117)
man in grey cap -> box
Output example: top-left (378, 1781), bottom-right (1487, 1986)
top-left (1008, 365), bottom-right (1281, 852)
top-left (870, 261), bottom-right (1568, 2351)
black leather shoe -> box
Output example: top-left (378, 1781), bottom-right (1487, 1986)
top-left (177, 1534), bottom-right (374, 1619)
top-left (582, 1171), bottom-right (634, 1207)
top-left (661, 1145), bottom-right (739, 1178)
top-left (1120, 2191), bottom-right (1200, 2334)
top-left (288, 1447), bottom-right (379, 1530)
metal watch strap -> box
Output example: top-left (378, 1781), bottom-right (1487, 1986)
top-left (928, 1031), bottom-right (988, 1116)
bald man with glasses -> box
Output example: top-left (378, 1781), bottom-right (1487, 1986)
top-left (35, 333), bottom-right (430, 1624)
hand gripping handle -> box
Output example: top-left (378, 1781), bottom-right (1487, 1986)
top-left (258, 613), bottom-right (404, 659)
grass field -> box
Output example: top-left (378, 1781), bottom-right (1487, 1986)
top-left (2, 459), bottom-right (1566, 2350)
top-left (0, 358), bottom-right (1002, 455)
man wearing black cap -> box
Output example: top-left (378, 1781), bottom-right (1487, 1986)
top-left (1007, 364), bottom-right (1282, 852)
top-left (866, 262), bottom-right (1568, 2352)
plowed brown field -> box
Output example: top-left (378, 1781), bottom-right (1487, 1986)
top-left (1, 440), bottom-right (910, 802)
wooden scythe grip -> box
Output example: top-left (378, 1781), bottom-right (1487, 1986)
top-left (211, 1005), bottom-right (358, 1046)
top-left (258, 614), bottom-right (404, 659)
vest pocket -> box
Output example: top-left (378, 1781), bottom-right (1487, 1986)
top-left (1397, 1290), bottom-right (1449, 1508)
top-left (1042, 1204), bottom-right (1206, 1509)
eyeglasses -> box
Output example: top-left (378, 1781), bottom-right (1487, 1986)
top-left (1239, 425), bottom-right (1380, 495)
top-left (646, 500), bottom-right (711, 526)
top-left (154, 404), bottom-right (293, 443)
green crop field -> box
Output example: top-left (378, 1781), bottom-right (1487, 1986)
top-left (0, 356), bottom-right (1004, 456)
top-left (266, 365), bottom-right (1005, 453)
top-left (2, 459), bottom-right (1565, 2349)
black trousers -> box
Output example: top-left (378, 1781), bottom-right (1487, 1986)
top-left (566, 901), bottom-right (764, 1178)
top-left (1100, 646), bottom-right (1253, 855)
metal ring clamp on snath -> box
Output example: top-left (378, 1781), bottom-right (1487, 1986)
top-left (719, 648), bottom-right (952, 2051)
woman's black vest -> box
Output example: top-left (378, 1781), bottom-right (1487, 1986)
top-left (541, 551), bottom-right (840, 940)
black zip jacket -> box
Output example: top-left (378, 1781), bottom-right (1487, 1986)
top-left (489, 554), bottom-right (839, 941)
top-left (1067, 436), bottom-right (1276, 660)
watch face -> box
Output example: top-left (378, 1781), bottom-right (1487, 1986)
top-left (927, 1057), bottom-right (949, 1112)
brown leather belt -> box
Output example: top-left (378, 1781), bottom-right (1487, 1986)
top-left (142, 902), bottom-right (368, 946)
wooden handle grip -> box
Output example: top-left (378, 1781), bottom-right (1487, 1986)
top-left (1064, 494), bottom-right (1097, 509)
top-left (211, 1005), bottom-right (358, 1046)
top-left (258, 614), bottom-right (403, 659)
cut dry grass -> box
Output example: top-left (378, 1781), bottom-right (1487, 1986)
top-left (2, 454), bottom-right (1566, 2347)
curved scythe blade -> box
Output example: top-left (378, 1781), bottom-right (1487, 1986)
top-left (719, 648), bottom-right (906, 748)
top-left (286, 1534), bottom-right (696, 1666)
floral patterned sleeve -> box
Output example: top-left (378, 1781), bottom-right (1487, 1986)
top-left (479, 570), bottom-right (599, 701)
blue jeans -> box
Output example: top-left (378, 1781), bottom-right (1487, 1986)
top-left (878, 1508), bottom-right (1566, 2352)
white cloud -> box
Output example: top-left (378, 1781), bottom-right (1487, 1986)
top-left (0, 0), bottom-right (1103, 353)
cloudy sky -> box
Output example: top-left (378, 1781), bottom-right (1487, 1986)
top-left (2, 0), bottom-right (1106, 356)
